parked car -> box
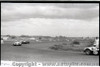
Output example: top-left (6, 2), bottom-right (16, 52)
top-left (21, 41), bottom-right (30, 44)
top-left (13, 41), bottom-right (22, 46)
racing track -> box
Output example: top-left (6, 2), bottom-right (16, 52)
top-left (1, 41), bottom-right (99, 66)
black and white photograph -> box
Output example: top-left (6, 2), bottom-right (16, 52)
top-left (1, 3), bottom-right (99, 67)
top-left (0, 0), bottom-right (100, 1)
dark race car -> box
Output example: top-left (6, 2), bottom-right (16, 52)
top-left (21, 41), bottom-right (30, 44)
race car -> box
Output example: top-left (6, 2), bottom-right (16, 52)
top-left (84, 45), bottom-right (99, 55)
top-left (21, 40), bottom-right (30, 44)
top-left (13, 41), bottom-right (22, 46)
top-left (84, 37), bottom-right (99, 55)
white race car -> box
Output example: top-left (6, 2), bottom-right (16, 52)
top-left (84, 45), bottom-right (99, 55)
top-left (13, 41), bottom-right (22, 46)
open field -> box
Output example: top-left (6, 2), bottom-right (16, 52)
top-left (1, 39), bottom-right (99, 66)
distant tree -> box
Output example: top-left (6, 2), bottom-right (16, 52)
top-left (20, 35), bottom-right (28, 37)
top-left (6, 35), bottom-right (11, 37)
top-left (39, 37), bottom-right (42, 40)
top-left (11, 36), bottom-right (16, 39)
top-left (73, 41), bottom-right (80, 44)
top-left (72, 41), bottom-right (80, 47)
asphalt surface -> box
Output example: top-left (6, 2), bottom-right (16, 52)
top-left (1, 41), bottom-right (99, 66)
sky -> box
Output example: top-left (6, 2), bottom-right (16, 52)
top-left (1, 3), bottom-right (99, 37)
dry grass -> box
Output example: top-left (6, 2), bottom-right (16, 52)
top-left (49, 38), bottom-right (95, 51)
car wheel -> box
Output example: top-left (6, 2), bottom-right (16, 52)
top-left (85, 49), bottom-right (92, 55)
top-left (93, 51), bottom-right (98, 55)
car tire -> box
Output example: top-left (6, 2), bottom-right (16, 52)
top-left (85, 49), bottom-right (92, 55)
top-left (93, 51), bottom-right (98, 55)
